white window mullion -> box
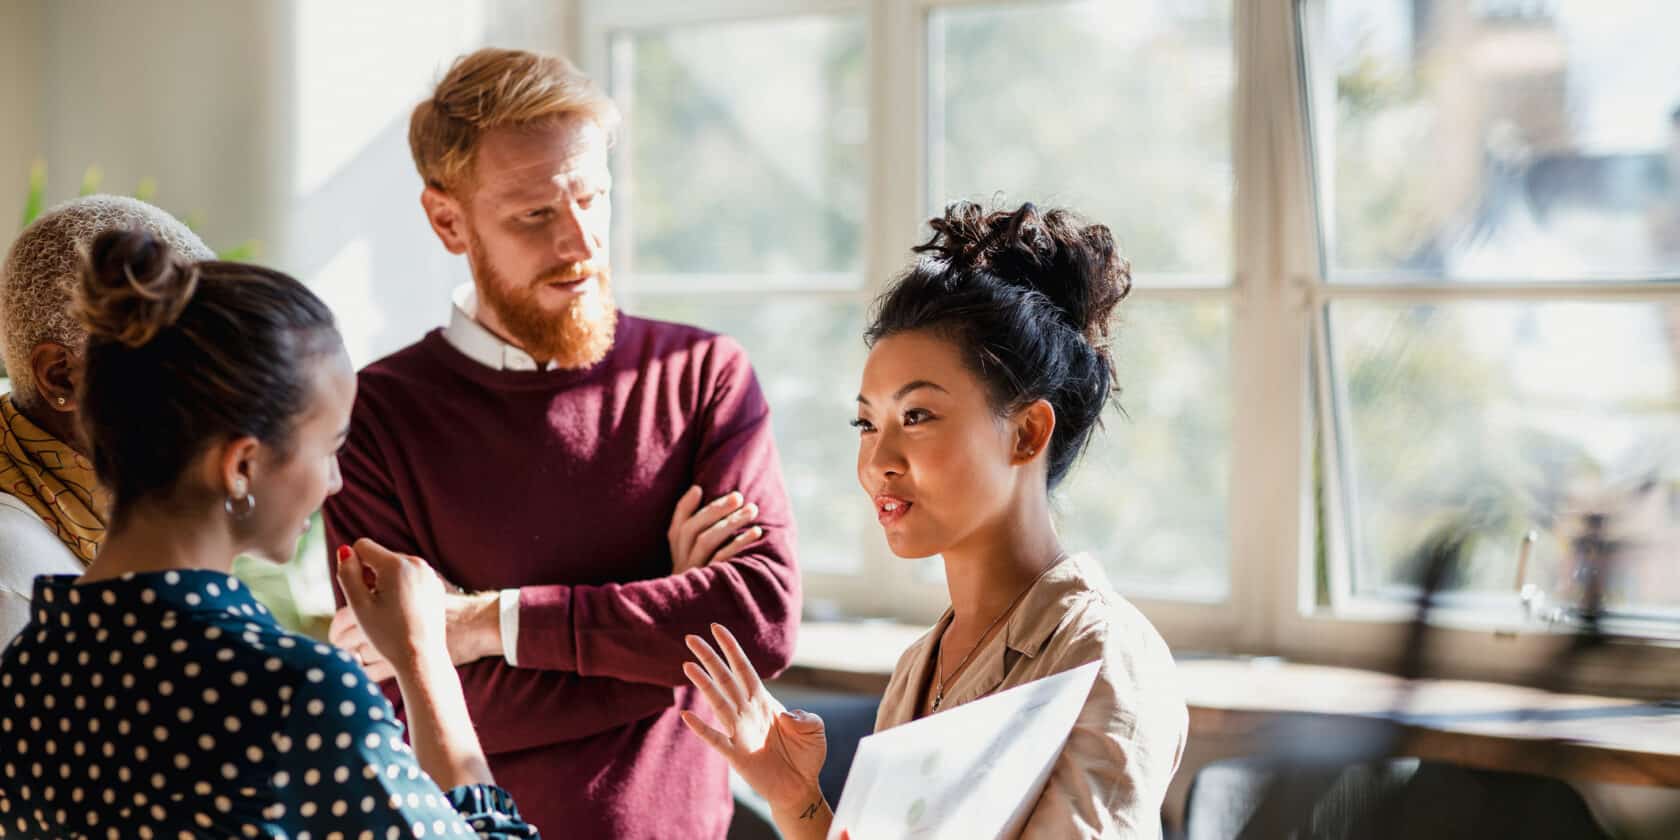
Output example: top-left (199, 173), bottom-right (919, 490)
top-left (867, 0), bottom-right (928, 296)
top-left (1226, 0), bottom-right (1323, 655)
top-left (1317, 282), bottom-right (1680, 304)
top-left (1312, 304), bottom-right (1358, 610)
top-left (866, 0), bottom-right (951, 623)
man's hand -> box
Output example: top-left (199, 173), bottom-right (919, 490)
top-left (668, 485), bottom-right (764, 575)
top-left (331, 587), bottom-right (502, 682)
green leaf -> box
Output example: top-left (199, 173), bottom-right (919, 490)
top-left (217, 240), bottom-right (262, 261)
top-left (21, 159), bottom-right (46, 228)
top-left (78, 164), bottom-right (103, 197)
top-left (18, 167), bottom-right (261, 267)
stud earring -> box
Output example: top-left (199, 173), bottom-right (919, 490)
top-left (55, 397), bottom-right (66, 407)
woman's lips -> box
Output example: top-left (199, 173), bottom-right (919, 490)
top-left (875, 494), bottom-right (913, 526)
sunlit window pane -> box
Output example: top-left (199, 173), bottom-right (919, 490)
top-left (1323, 0), bottom-right (1680, 280)
top-left (1060, 302), bottom-right (1231, 598)
top-left (1330, 300), bottom-right (1680, 610)
top-left (609, 16), bottom-right (867, 281)
top-left (929, 1), bottom-right (1234, 280)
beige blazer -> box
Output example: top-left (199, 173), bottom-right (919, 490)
top-left (874, 554), bottom-right (1187, 839)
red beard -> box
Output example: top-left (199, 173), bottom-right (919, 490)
top-left (467, 229), bottom-right (618, 370)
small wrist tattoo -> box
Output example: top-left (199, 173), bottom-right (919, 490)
top-left (800, 802), bottom-right (820, 820)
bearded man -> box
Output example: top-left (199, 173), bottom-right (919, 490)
top-left (322, 47), bottom-right (801, 839)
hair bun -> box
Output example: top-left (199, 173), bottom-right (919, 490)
top-left (79, 228), bottom-right (200, 348)
top-left (919, 201), bottom-right (1131, 348)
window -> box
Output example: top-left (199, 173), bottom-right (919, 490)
top-left (601, 12), bottom-right (872, 575)
top-left (1312, 0), bottom-right (1680, 622)
top-left (608, 15), bottom-right (867, 282)
top-left (1322, 0), bottom-right (1680, 281)
top-left (592, 0), bottom-right (1236, 605)
top-left (583, 0), bottom-right (1680, 684)
top-left (927, 1), bottom-right (1233, 278)
top-left (928, 1), bottom-right (1234, 599)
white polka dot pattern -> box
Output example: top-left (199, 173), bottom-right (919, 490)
top-left (0, 571), bottom-right (537, 838)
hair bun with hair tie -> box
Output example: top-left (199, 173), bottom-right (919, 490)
top-left (79, 228), bottom-right (200, 348)
top-left (919, 201), bottom-right (1131, 348)
top-left (873, 200), bottom-right (1133, 489)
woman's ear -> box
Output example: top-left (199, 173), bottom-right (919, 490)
top-left (213, 436), bottom-right (263, 502)
top-left (29, 342), bottom-right (79, 413)
top-left (1012, 399), bottom-right (1056, 465)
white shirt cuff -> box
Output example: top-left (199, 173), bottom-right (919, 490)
top-left (498, 588), bottom-right (521, 667)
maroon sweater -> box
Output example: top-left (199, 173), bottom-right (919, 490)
top-left (322, 315), bottom-right (802, 839)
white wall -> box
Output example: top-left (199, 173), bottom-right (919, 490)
top-left (0, 0), bottom-right (45, 237)
top-left (275, 0), bottom-right (572, 367)
top-left (32, 0), bottom-right (289, 255)
top-left (1, 0), bottom-right (574, 368)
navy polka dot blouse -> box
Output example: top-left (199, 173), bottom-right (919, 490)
top-left (0, 570), bottom-right (538, 839)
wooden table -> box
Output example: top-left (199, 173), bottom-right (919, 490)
top-left (781, 621), bottom-right (1680, 788)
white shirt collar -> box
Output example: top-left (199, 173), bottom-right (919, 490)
top-left (443, 284), bottom-right (555, 372)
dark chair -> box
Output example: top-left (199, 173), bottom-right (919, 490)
top-left (727, 790), bottom-right (780, 840)
top-left (1183, 756), bottom-right (1611, 840)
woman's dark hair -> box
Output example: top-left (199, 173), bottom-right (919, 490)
top-left (77, 228), bottom-right (341, 517)
top-left (864, 201), bottom-right (1130, 489)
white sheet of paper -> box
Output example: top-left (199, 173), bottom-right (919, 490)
top-left (827, 659), bottom-right (1101, 840)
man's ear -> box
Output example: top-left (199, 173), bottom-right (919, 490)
top-left (421, 186), bottom-right (471, 255)
top-left (29, 342), bottom-right (79, 413)
top-left (1012, 399), bottom-right (1056, 466)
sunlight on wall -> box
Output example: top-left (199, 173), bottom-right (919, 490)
top-left (308, 237), bottom-right (382, 368)
top-left (0, 1), bottom-right (43, 236)
top-left (292, 0), bottom-right (488, 199)
top-left (278, 0), bottom-right (571, 369)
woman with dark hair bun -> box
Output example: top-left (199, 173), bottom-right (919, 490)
top-left (0, 230), bottom-right (538, 837)
top-left (685, 202), bottom-right (1187, 838)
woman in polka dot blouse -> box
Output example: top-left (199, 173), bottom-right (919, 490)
top-left (0, 229), bottom-right (539, 838)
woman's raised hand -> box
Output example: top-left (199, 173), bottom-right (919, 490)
top-left (681, 624), bottom-right (828, 817)
top-left (334, 538), bottom-right (450, 676)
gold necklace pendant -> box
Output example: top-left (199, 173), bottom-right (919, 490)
top-left (928, 552), bottom-right (1068, 716)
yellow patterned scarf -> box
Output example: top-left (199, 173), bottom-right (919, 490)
top-left (0, 394), bottom-right (108, 565)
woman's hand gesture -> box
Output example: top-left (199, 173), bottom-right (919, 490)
top-left (334, 539), bottom-right (449, 676)
top-left (681, 624), bottom-right (828, 819)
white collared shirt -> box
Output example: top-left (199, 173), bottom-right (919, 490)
top-left (440, 283), bottom-right (534, 666)
top-left (443, 283), bottom-right (559, 373)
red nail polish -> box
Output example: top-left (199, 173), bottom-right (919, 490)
top-left (336, 545), bottom-right (352, 563)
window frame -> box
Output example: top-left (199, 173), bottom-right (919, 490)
top-left (1292, 0), bottom-right (1680, 692)
top-left (575, 0), bottom-right (1680, 694)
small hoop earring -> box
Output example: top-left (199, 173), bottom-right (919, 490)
top-left (225, 493), bottom-right (257, 520)
top-left (55, 397), bottom-right (66, 407)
